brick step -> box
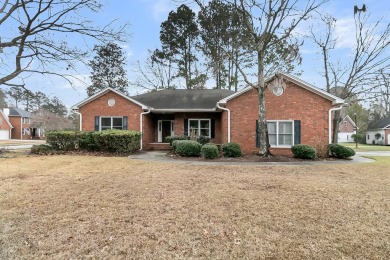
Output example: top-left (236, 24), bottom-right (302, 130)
top-left (146, 143), bottom-right (172, 151)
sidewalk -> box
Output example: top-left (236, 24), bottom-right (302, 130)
top-left (128, 151), bottom-right (375, 166)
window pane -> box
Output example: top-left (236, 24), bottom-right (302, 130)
top-left (279, 134), bottom-right (292, 145)
top-left (269, 134), bottom-right (277, 146)
top-left (200, 129), bottom-right (210, 137)
top-left (200, 120), bottom-right (209, 128)
top-left (267, 122), bottom-right (276, 134)
top-left (112, 118), bottom-right (123, 127)
top-left (101, 118), bottom-right (111, 127)
top-left (279, 122), bottom-right (292, 134)
top-left (189, 120), bottom-right (198, 128)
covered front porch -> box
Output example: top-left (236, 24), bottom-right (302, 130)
top-left (142, 112), bottom-right (223, 150)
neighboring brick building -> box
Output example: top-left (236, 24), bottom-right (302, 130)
top-left (0, 110), bottom-right (13, 140)
top-left (0, 107), bottom-right (44, 140)
top-left (72, 73), bottom-right (344, 155)
top-left (338, 115), bottom-right (357, 143)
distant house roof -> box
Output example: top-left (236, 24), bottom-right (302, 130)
top-left (339, 115), bottom-right (357, 128)
top-left (0, 110), bottom-right (13, 128)
top-left (368, 115), bottom-right (390, 130)
top-left (8, 107), bottom-right (32, 118)
top-left (131, 89), bottom-right (234, 111)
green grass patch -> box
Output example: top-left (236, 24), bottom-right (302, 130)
top-left (340, 143), bottom-right (390, 152)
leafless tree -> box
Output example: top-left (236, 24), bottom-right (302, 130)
top-left (311, 12), bottom-right (390, 142)
top-left (0, 0), bottom-right (127, 90)
top-left (192, 0), bottom-right (327, 156)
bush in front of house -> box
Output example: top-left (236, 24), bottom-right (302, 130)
top-left (30, 144), bottom-right (58, 155)
top-left (328, 144), bottom-right (355, 159)
top-left (351, 134), bottom-right (364, 144)
top-left (175, 140), bottom-right (202, 157)
top-left (78, 131), bottom-right (99, 151)
top-left (291, 144), bottom-right (317, 159)
top-left (165, 135), bottom-right (190, 145)
top-left (91, 130), bottom-right (141, 154)
top-left (221, 142), bottom-right (242, 157)
top-left (45, 131), bottom-right (78, 150)
top-left (197, 135), bottom-right (211, 145)
top-left (201, 143), bottom-right (219, 159)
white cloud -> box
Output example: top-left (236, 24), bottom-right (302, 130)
top-left (152, 0), bottom-right (171, 22)
top-left (334, 17), bottom-right (357, 49)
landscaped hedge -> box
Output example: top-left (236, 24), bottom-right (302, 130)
top-left (201, 144), bottom-right (219, 159)
top-left (328, 144), bottom-right (355, 159)
top-left (31, 144), bottom-right (58, 155)
top-left (43, 130), bottom-right (141, 154)
top-left (165, 135), bottom-right (190, 145)
top-left (221, 142), bottom-right (242, 157)
top-left (175, 140), bottom-right (202, 157)
top-left (45, 131), bottom-right (78, 150)
top-left (197, 136), bottom-right (211, 145)
top-left (291, 144), bottom-right (317, 159)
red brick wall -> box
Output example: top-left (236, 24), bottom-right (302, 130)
top-left (79, 91), bottom-right (144, 131)
top-left (223, 82), bottom-right (333, 155)
top-left (385, 129), bottom-right (390, 145)
top-left (9, 116), bottom-right (22, 139)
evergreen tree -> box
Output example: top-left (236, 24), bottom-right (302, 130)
top-left (0, 90), bottom-right (7, 109)
top-left (6, 87), bottom-right (24, 108)
top-left (87, 43), bottom-right (129, 96)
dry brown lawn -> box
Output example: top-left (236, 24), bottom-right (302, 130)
top-left (0, 154), bottom-right (389, 259)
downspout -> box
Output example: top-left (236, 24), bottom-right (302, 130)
top-left (140, 109), bottom-right (151, 150)
top-left (217, 103), bottom-right (230, 143)
top-left (328, 104), bottom-right (344, 144)
top-left (73, 110), bottom-right (82, 131)
top-left (20, 117), bottom-right (22, 139)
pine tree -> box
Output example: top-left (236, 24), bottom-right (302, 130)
top-left (87, 43), bottom-right (129, 96)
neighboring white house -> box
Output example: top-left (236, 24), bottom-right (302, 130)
top-left (338, 115), bottom-right (357, 143)
top-left (366, 116), bottom-right (390, 145)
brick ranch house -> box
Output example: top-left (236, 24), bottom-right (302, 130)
top-left (0, 107), bottom-right (44, 140)
top-left (338, 115), bottom-right (357, 143)
top-left (72, 73), bottom-right (344, 155)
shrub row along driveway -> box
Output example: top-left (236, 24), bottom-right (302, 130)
top-left (0, 155), bottom-right (389, 259)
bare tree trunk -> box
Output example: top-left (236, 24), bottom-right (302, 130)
top-left (332, 109), bottom-right (341, 143)
top-left (257, 51), bottom-right (270, 156)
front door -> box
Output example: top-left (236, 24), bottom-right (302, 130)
top-left (158, 120), bottom-right (174, 142)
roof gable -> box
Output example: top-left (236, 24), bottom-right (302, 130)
top-left (72, 88), bottom-right (148, 110)
top-left (218, 72), bottom-right (345, 105)
top-left (339, 115), bottom-right (357, 128)
top-left (0, 110), bottom-right (13, 128)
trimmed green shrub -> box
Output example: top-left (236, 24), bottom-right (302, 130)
top-left (197, 135), bottom-right (211, 145)
top-left (221, 142), bottom-right (242, 157)
top-left (45, 131), bottom-right (78, 150)
top-left (175, 140), bottom-right (202, 157)
top-left (78, 131), bottom-right (99, 151)
top-left (91, 130), bottom-right (141, 154)
top-left (30, 144), bottom-right (56, 155)
top-left (351, 134), bottom-right (364, 144)
top-left (165, 135), bottom-right (190, 145)
top-left (291, 144), bottom-right (317, 159)
top-left (172, 140), bottom-right (184, 151)
top-left (201, 144), bottom-right (219, 159)
top-left (328, 144), bottom-right (355, 159)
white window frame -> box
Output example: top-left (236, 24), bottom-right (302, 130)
top-left (158, 120), bottom-right (175, 142)
top-left (100, 116), bottom-right (123, 131)
top-left (188, 119), bottom-right (211, 138)
top-left (23, 117), bottom-right (30, 124)
top-left (22, 128), bottom-right (31, 136)
top-left (267, 120), bottom-right (294, 148)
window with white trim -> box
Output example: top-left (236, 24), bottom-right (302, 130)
top-left (23, 117), bottom-right (30, 124)
top-left (22, 128), bottom-right (31, 136)
top-left (267, 121), bottom-right (293, 147)
top-left (188, 119), bottom-right (211, 137)
top-left (100, 117), bottom-right (123, 130)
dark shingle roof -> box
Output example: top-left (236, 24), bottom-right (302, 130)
top-left (131, 89), bottom-right (234, 110)
top-left (368, 115), bottom-right (390, 129)
top-left (8, 107), bottom-right (32, 117)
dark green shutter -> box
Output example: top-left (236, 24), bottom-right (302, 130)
top-left (123, 116), bottom-right (128, 130)
top-left (294, 120), bottom-right (301, 145)
top-left (256, 120), bottom-right (260, 148)
top-left (94, 116), bottom-right (100, 131)
top-left (211, 119), bottom-right (215, 138)
top-left (184, 119), bottom-right (188, 136)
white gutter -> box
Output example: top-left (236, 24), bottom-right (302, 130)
top-left (217, 103), bottom-right (230, 143)
top-left (73, 110), bottom-right (82, 131)
top-left (140, 109), bottom-right (151, 150)
top-left (328, 104), bottom-right (344, 144)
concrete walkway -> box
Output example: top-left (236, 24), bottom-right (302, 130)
top-left (129, 151), bottom-right (375, 166)
top-left (0, 140), bottom-right (45, 150)
top-left (356, 151), bottom-right (390, 157)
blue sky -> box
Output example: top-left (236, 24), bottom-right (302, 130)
top-left (3, 0), bottom-right (389, 109)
